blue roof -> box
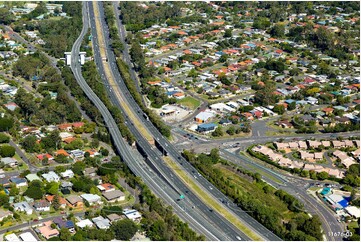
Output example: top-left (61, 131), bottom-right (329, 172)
top-left (247, 43), bottom-right (256, 48)
top-left (198, 123), bottom-right (217, 129)
top-left (320, 187), bottom-right (331, 195)
top-left (338, 199), bottom-right (348, 208)
top-left (10, 177), bottom-right (27, 184)
top-left (167, 91), bottom-right (179, 95)
top-left (285, 99), bottom-right (295, 104)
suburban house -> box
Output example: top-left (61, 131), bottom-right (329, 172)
top-left (36, 221), bottom-right (59, 240)
top-left (0, 209), bottom-right (13, 222)
top-left (33, 200), bottom-right (51, 212)
top-left (42, 171), bottom-right (60, 182)
top-left (53, 217), bottom-right (75, 233)
top-left (66, 195), bottom-right (83, 208)
top-left (13, 201), bottom-right (33, 215)
top-left (76, 219), bottom-right (94, 229)
top-left (123, 209), bottom-right (142, 222)
top-left (25, 174), bottom-right (42, 182)
top-left (45, 195), bottom-right (67, 209)
top-left (1, 157), bottom-right (18, 167)
top-left (92, 216), bottom-right (111, 229)
top-left (81, 194), bottom-right (102, 205)
top-left (102, 190), bottom-right (126, 203)
top-left (9, 177), bottom-right (27, 187)
top-left (60, 169), bottom-right (74, 179)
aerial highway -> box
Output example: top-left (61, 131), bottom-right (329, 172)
top-left (102, 2), bottom-right (284, 241)
top-left (88, 1), bottom-right (255, 240)
top-left (70, 2), bottom-right (233, 240)
top-left (90, 1), bottom-right (286, 240)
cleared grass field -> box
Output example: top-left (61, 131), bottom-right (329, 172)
top-left (176, 96), bottom-right (200, 109)
top-left (165, 157), bottom-right (262, 241)
top-left (214, 163), bottom-right (293, 218)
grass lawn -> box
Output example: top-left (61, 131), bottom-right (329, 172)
top-left (265, 130), bottom-right (296, 136)
top-left (165, 157), bottom-right (262, 241)
top-left (176, 96), bottom-right (201, 110)
top-left (348, 221), bottom-right (359, 229)
top-left (308, 187), bottom-right (322, 192)
top-left (214, 163), bottom-right (292, 219)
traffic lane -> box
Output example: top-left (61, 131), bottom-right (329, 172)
top-left (93, 5), bottom-right (275, 240)
top-left (86, 3), bottom-right (232, 240)
top-left (92, 32), bottom-right (246, 242)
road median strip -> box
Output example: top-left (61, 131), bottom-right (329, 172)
top-left (164, 156), bottom-right (262, 241)
top-left (92, 1), bottom-right (153, 142)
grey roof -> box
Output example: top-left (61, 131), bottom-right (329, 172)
top-left (106, 213), bottom-right (123, 222)
top-left (33, 200), bottom-right (50, 208)
top-left (102, 190), bottom-right (125, 201)
top-left (66, 195), bottom-right (82, 205)
top-left (13, 202), bottom-right (32, 212)
top-left (0, 209), bottom-right (13, 218)
top-left (1, 157), bottom-right (17, 165)
top-left (92, 216), bottom-right (110, 229)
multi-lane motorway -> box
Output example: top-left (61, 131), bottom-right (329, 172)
top-left (70, 2), bottom-right (245, 241)
top-left (91, 1), bottom-right (285, 240)
top-left (174, 129), bottom-right (352, 241)
top-left (88, 1), bottom-right (257, 240)
top-left (71, 1), bottom-right (350, 241)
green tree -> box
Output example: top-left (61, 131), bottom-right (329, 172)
top-left (0, 117), bottom-right (14, 132)
top-left (0, 8), bottom-right (15, 24)
top-left (52, 194), bottom-right (61, 210)
top-left (24, 180), bottom-right (45, 199)
top-left (253, 17), bottom-right (271, 29)
top-left (46, 182), bottom-right (59, 195)
top-left (210, 148), bottom-right (220, 163)
top-left (211, 127), bottom-right (223, 137)
top-left (255, 82), bottom-right (278, 106)
top-left (9, 183), bottom-right (20, 196)
top-left (226, 126), bottom-right (235, 135)
top-left (273, 105), bottom-right (286, 115)
top-left (111, 219), bottom-right (138, 240)
top-left (90, 139), bottom-right (99, 148)
top-left (0, 133), bottom-right (10, 143)
top-left (317, 171), bottom-right (329, 180)
top-left (288, 102), bottom-right (296, 110)
top-left (14, 88), bottom-right (37, 117)
top-left (224, 29), bottom-right (233, 38)
top-left (21, 135), bottom-right (39, 153)
top-left (41, 130), bottom-right (61, 151)
top-left (0, 145), bottom-right (16, 157)
top-left (59, 227), bottom-right (72, 241)
top-left (270, 23), bottom-right (285, 37)
top-left (0, 192), bottom-right (9, 207)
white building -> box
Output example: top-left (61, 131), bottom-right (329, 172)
top-left (123, 209), bottom-right (142, 221)
top-left (76, 219), bottom-right (94, 229)
top-left (42, 171), bottom-right (60, 182)
top-left (4, 233), bottom-right (20, 241)
top-left (60, 170), bottom-right (74, 179)
top-left (19, 232), bottom-right (37, 241)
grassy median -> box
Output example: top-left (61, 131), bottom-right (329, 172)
top-left (164, 156), bottom-right (262, 241)
top-left (92, 2), bottom-right (153, 142)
